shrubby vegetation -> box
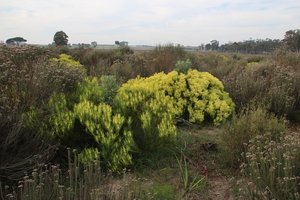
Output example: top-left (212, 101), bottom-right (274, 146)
top-left (222, 106), bottom-right (286, 167)
top-left (237, 132), bottom-right (300, 199)
top-left (119, 70), bottom-right (234, 125)
top-left (1, 38), bottom-right (300, 199)
top-left (23, 68), bottom-right (233, 171)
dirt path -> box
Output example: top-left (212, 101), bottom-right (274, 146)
top-left (207, 174), bottom-right (233, 200)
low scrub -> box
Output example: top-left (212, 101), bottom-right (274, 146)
top-left (237, 132), bottom-right (300, 199)
top-left (0, 47), bottom-right (86, 181)
top-left (222, 106), bottom-right (286, 167)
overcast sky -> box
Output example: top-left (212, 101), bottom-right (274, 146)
top-left (1, 0), bottom-right (299, 45)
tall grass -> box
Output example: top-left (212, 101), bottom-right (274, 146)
top-left (0, 148), bottom-right (186, 200)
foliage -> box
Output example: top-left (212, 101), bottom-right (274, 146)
top-left (116, 76), bottom-right (177, 152)
top-left (223, 58), bottom-right (300, 119)
top-left (99, 75), bottom-right (120, 105)
top-left (74, 101), bottom-right (133, 171)
top-left (266, 65), bottom-right (300, 117)
top-left (222, 106), bottom-right (286, 167)
top-left (69, 48), bottom-right (132, 77)
top-left (0, 46), bottom-right (62, 181)
top-left (192, 53), bottom-right (236, 79)
top-left (47, 54), bottom-right (87, 94)
top-left (91, 41), bottom-right (97, 48)
top-left (78, 148), bottom-right (100, 164)
top-left (148, 44), bottom-right (188, 74)
top-left (118, 70), bottom-right (234, 126)
top-left (174, 59), bottom-right (192, 74)
top-left (219, 38), bottom-right (282, 54)
top-left (223, 62), bottom-right (268, 111)
top-left (50, 53), bottom-right (84, 68)
top-left (237, 132), bottom-right (300, 199)
top-left (23, 77), bottom-right (131, 172)
top-left (53, 31), bottom-right (68, 46)
top-left (24, 70), bottom-right (232, 170)
top-left (5, 37), bottom-right (27, 45)
top-left (284, 29), bottom-right (300, 52)
top-left (176, 151), bottom-right (206, 198)
top-left (71, 75), bottom-right (119, 105)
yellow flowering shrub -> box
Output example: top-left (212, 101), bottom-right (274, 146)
top-left (184, 70), bottom-right (234, 124)
top-left (47, 54), bottom-right (87, 93)
top-left (50, 54), bottom-right (85, 69)
top-left (117, 69), bottom-right (234, 126)
top-left (117, 78), bottom-right (177, 151)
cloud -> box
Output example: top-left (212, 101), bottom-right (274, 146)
top-left (0, 0), bottom-right (299, 45)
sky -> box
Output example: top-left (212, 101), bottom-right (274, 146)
top-left (0, 0), bottom-right (299, 45)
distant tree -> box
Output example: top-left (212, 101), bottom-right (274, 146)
top-left (284, 29), bottom-right (300, 52)
top-left (115, 41), bottom-right (120, 45)
top-left (6, 37), bottom-right (27, 45)
top-left (91, 41), bottom-right (97, 48)
top-left (210, 40), bottom-right (219, 51)
top-left (205, 43), bottom-right (211, 51)
top-left (53, 31), bottom-right (68, 46)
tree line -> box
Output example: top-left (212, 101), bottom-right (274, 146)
top-left (203, 29), bottom-right (300, 54)
top-left (5, 29), bottom-right (300, 54)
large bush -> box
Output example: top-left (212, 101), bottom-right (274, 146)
top-left (116, 78), bottom-right (177, 152)
top-left (23, 77), bottom-right (132, 172)
top-left (116, 70), bottom-right (234, 153)
top-left (118, 70), bottom-right (234, 126)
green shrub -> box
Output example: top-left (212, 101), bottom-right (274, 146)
top-left (74, 101), bottom-right (133, 171)
top-left (73, 77), bottom-right (105, 104)
top-left (78, 148), bottom-right (100, 164)
top-left (71, 75), bottom-right (119, 105)
top-left (116, 78), bottom-right (177, 152)
top-left (222, 106), bottom-right (286, 167)
top-left (174, 59), bottom-right (192, 74)
top-left (99, 75), bottom-right (119, 105)
top-left (237, 132), bottom-right (300, 199)
top-left (23, 77), bottom-right (130, 172)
